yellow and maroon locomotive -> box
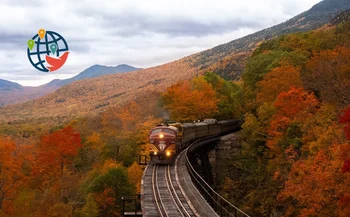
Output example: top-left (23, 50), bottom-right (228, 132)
top-left (148, 119), bottom-right (241, 164)
top-left (148, 125), bottom-right (179, 164)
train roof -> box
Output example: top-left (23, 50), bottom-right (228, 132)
top-left (203, 119), bottom-right (218, 123)
top-left (182, 123), bottom-right (195, 127)
top-left (151, 126), bottom-right (178, 132)
top-left (194, 122), bottom-right (208, 126)
top-left (217, 120), bottom-right (240, 124)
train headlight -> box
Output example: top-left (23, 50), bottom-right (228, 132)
top-left (154, 151), bottom-right (158, 155)
top-left (159, 134), bottom-right (164, 139)
top-left (166, 151), bottom-right (171, 157)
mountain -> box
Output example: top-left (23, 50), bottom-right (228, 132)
top-left (0, 79), bottom-right (23, 92)
top-left (331, 8), bottom-right (350, 25)
top-left (45, 64), bottom-right (141, 87)
top-left (0, 64), bottom-right (140, 106)
top-left (191, 0), bottom-right (350, 80)
top-left (0, 0), bottom-right (349, 123)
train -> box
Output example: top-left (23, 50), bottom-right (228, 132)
top-left (148, 119), bottom-right (241, 164)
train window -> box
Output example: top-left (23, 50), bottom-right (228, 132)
top-left (163, 129), bottom-right (176, 135)
top-left (151, 129), bottom-right (162, 134)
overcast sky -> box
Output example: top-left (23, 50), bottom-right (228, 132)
top-left (0, 0), bottom-right (321, 86)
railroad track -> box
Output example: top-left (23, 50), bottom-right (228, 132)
top-left (148, 162), bottom-right (196, 217)
top-left (142, 135), bottom-right (249, 217)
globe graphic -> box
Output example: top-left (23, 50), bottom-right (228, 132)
top-left (27, 31), bottom-right (69, 72)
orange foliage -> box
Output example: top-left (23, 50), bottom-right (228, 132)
top-left (0, 137), bottom-right (23, 212)
top-left (115, 102), bottom-right (140, 134)
top-left (273, 87), bottom-right (319, 120)
top-left (256, 65), bottom-right (302, 104)
top-left (278, 143), bottom-right (350, 217)
top-left (94, 188), bottom-right (118, 216)
top-left (34, 126), bottom-right (82, 190)
top-left (267, 87), bottom-right (319, 150)
top-left (162, 77), bottom-right (218, 121)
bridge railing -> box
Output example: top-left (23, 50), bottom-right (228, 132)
top-left (186, 138), bottom-right (250, 217)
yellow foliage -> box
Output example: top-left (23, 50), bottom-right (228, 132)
top-left (100, 159), bottom-right (121, 174)
top-left (127, 162), bottom-right (143, 193)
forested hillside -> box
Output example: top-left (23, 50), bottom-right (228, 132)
top-left (220, 20), bottom-right (350, 216)
top-left (0, 64), bottom-right (140, 106)
top-left (1, 0), bottom-right (348, 124)
top-left (331, 8), bottom-right (350, 25)
top-left (0, 91), bottom-right (163, 216)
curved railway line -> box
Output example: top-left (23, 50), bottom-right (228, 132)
top-left (141, 135), bottom-right (250, 217)
top-left (149, 160), bottom-right (196, 217)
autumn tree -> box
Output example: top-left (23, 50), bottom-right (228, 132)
top-left (86, 163), bottom-right (134, 216)
top-left (243, 50), bottom-right (285, 92)
top-left (340, 106), bottom-right (350, 140)
top-left (34, 126), bottom-right (82, 191)
top-left (74, 131), bottom-right (105, 172)
top-left (278, 142), bottom-right (350, 217)
top-left (101, 99), bottom-right (162, 166)
top-left (234, 21), bottom-right (350, 216)
top-left (0, 137), bottom-right (24, 212)
top-left (127, 162), bottom-right (143, 194)
top-left (275, 103), bottom-right (350, 216)
top-left (101, 91), bottom-right (161, 167)
top-left (256, 65), bottom-right (302, 104)
top-left (267, 87), bottom-right (319, 175)
top-left (304, 46), bottom-right (350, 107)
top-left (339, 106), bottom-right (350, 217)
top-left (204, 72), bottom-right (244, 119)
top-left (162, 77), bottom-right (218, 121)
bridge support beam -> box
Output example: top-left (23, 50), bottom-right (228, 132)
top-left (199, 149), bottom-right (213, 186)
top-left (189, 143), bottom-right (216, 186)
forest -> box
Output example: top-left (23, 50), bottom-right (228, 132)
top-left (0, 21), bottom-right (350, 217)
top-left (223, 21), bottom-right (350, 216)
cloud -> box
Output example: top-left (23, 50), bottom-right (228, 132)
top-left (0, 0), bottom-right (321, 86)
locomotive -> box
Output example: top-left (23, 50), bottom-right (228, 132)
top-left (148, 119), bottom-right (240, 164)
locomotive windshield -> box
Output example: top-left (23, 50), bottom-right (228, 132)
top-left (151, 129), bottom-right (162, 134)
top-left (150, 128), bottom-right (176, 135)
top-left (164, 129), bottom-right (176, 135)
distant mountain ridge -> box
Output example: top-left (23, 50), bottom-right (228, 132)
top-left (0, 0), bottom-right (349, 122)
top-left (45, 64), bottom-right (141, 87)
top-left (0, 79), bottom-right (22, 91)
top-left (0, 64), bottom-right (140, 106)
top-left (191, 0), bottom-right (350, 80)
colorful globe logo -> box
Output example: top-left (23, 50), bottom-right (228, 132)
top-left (27, 29), bottom-right (69, 72)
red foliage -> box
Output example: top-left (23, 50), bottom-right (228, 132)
top-left (0, 137), bottom-right (22, 212)
top-left (342, 159), bottom-right (350, 173)
top-left (340, 106), bottom-right (350, 175)
top-left (339, 195), bottom-right (350, 217)
top-left (339, 106), bottom-right (350, 140)
top-left (267, 87), bottom-right (319, 151)
top-left (34, 126), bottom-right (82, 188)
top-left (94, 188), bottom-right (118, 216)
top-left (274, 87), bottom-right (319, 119)
top-left (279, 143), bottom-right (350, 217)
